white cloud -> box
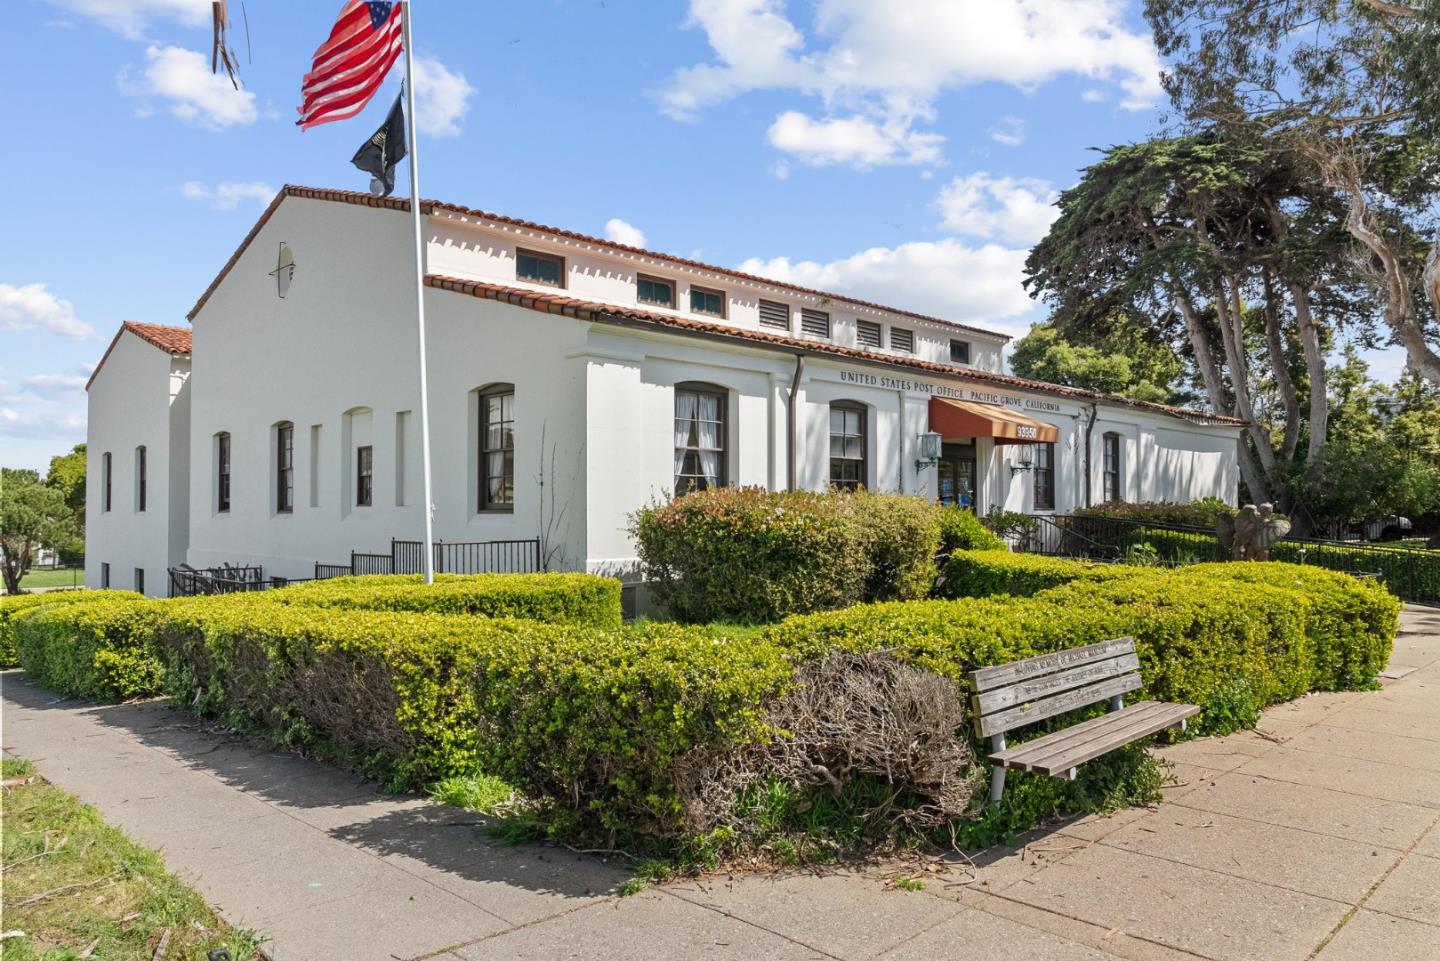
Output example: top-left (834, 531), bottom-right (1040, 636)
top-left (412, 56), bottom-right (476, 137)
top-left (21, 373), bottom-right (90, 395)
top-left (0, 283), bottom-right (96, 341)
top-left (737, 239), bottom-right (1035, 327)
top-left (934, 172), bottom-right (1059, 245)
top-left (47, 0), bottom-right (210, 40)
top-left (662, 0), bottom-right (1163, 163)
top-left (122, 45), bottom-right (257, 129)
top-left (1081, 88), bottom-right (1108, 103)
top-left (181, 180), bottom-right (275, 210)
top-left (989, 115), bottom-right (1026, 147)
top-left (767, 111), bottom-right (944, 168)
top-left (0, 406), bottom-right (86, 441)
top-left (604, 218), bottom-right (648, 248)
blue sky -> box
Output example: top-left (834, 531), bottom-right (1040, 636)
top-left (0, 0), bottom-right (1407, 472)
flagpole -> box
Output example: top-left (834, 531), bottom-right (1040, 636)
top-left (400, 1), bottom-right (436, 585)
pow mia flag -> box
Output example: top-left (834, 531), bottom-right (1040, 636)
top-left (352, 92), bottom-right (408, 196)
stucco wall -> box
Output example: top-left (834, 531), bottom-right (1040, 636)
top-left (85, 334), bottom-right (189, 595)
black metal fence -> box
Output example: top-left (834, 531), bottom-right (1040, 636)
top-left (313, 537), bottom-right (543, 580)
top-left (169, 564), bottom-right (269, 597)
top-left (1004, 514), bottom-right (1440, 604)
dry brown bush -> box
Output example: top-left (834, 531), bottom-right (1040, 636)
top-left (676, 651), bottom-right (983, 836)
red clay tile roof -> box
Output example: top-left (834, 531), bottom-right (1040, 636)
top-left (86, 321), bottom-right (192, 391)
top-left (186, 185), bottom-right (1011, 341)
top-left (426, 275), bottom-right (1246, 427)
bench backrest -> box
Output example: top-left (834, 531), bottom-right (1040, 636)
top-left (968, 637), bottom-right (1141, 739)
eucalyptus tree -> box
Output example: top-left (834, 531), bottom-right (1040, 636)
top-left (1145, 0), bottom-right (1440, 385)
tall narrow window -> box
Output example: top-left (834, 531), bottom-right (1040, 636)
top-left (135, 446), bottom-right (147, 512)
top-left (828, 402), bottom-right (867, 491)
top-left (134, 568), bottom-right (145, 594)
top-left (1103, 432), bottom-right (1122, 503)
top-left (674, 383), bottom-right (726, 493)
top-left (480, 386), bottom-right (515, 510)
top-left (356, 445), bottom-right (373, 507)
top-left (216, 432), bottom-right (231, 513)
top-left (276, 422), bottom-right (294, 513)
top-left (1033, 443), bottom-right (1056, 510)
top-left (102, 452), bottom-right (113, 512)
top-left (100, 562), bottom-right (110, 588)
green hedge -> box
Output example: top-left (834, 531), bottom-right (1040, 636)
top-left (1073, 498), bottom-right (1236, 528)
top-left (941, 550), bottom-right (1142, 598)
top-left (266, 572), bottom-right (623, 627)
top-left (1, 590), bottom-right (144, 668)
top-left (13, 598), bottom-right (166, 700)
top-left (153, 599), bottom-right (792, 833)
top-left (1271, 541), bottom-right (1440, 603)
top-left (938, 506), bottom-right (1007, 553)
top-left (632, 488), bottom-right (942, 623)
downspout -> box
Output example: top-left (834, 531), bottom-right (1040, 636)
top-left (786, 354), bottom-right (805, 491)
top-left (1083, 399), bottom-right (1099, 509)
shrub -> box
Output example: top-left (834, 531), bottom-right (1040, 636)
top-left (937, 506), bottom-right (1007, 553)
top-left (940, 550), bottom-right (1141, 598)
top-left (1270, 541), bottom-right (1440, 605)
top-left (1074, 498), bottom-right (1237, 528)
top-left (631, 488), bottom-right (940, 623)
top-left (152, 600), bottom-right (795, 834)
top-left (0, 590), bottom-right (143, 668)
top-left (13, 598), bottom-right (166, 700)
top-left (266, 572), bottom-right (623, 627)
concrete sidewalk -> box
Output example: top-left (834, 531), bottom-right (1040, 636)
top-left (4, 606), bottom-right (1438, 961)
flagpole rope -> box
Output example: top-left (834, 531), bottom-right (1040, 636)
top-left (401, 1), bottom-right (437, 585)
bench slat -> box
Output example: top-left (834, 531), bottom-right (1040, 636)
top-left (969, 637), bottom-right (1135, 693)
top-left (990, 700), bottom-right (1171, 767)
top-left (971, 652), bottom-right (1141, 716)
top-left (992, 702), bottom-right (1200, 776)
top-left (974, 672), bottom-right (1141, 738)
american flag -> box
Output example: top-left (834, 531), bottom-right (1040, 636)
top-left (297, 1), bottom-right (404, 130)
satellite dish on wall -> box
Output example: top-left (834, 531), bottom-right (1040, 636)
top-left (269, 242), bottom-right (296, 299)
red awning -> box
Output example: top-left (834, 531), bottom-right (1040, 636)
top-left (929, 396), bottom-right (1060, 445)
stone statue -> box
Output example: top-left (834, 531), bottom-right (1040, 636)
top-left (1217, 504), bottom-right (1291, 561)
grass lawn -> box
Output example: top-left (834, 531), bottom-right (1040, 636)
top-left (15, 568), bottom-right (85, 591)
top-left (0, 757), bottom-right (264, 961)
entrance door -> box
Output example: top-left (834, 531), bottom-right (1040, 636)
top-left (937, 442), bottom-right (978, 511)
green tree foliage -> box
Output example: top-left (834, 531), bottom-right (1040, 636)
top-left (1144, 0), bottom-right (1440, 386)
top-left (1009, 323), bottom-right (1180, 404)
top-left (0, 469), bottom-right (75, 595)
top-left (45, 444), bottom-right (86, 563)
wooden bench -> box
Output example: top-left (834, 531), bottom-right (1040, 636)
top-left (969, 637), bottom-right (1200, 803)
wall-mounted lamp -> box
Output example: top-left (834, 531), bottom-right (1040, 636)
top-left (915, 431), bottom-right (942, 472)
top-left (1008, 444), bottom-right (1036, 475)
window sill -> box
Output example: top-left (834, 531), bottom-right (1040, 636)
top-left (476, 506), bottom-right (515, 515)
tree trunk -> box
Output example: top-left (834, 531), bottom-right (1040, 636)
top-left (1261, 268), bottom-right (1303, 463)
top-left (1211, 275), bottom-right (1279, 499)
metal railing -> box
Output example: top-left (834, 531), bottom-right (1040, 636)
top-left (168, 564), bottom-right (267, 597)
top-left (1004, 514), bottom-right (1439, 603)
top-left (391, 537), bottom-right (541, 575)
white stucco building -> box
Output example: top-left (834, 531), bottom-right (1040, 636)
top-left (85, 186), bottom-right (1242, 597)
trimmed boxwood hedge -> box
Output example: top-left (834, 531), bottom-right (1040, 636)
top-left (937, 506), bottom-right (1007, 553)
top-left (940, 550), bottom-right (1142, 598)
top-left (265, 572), bottom-right (623, 627)
top-left (13, 597), bottom-right (166, 700)
top-left (1, 590), bottom-right (144, 668)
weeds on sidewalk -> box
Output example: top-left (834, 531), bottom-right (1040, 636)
top-left (0, 756), bottom-right (265, 961)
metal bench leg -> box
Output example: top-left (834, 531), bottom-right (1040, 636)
top-left (1109, 694), bottom-right (1125, 711)
top-left (988, 733), bottom-right (1007, 803)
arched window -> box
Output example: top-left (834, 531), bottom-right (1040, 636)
top-left (1102, 432), bottom-right (1122, 503)
top-left (479, 385), bottom-right (515, 510)
top-left (215, 432), bottom-right (231, 513)
top-left (828, 401), bottom-right (867, 491)
top-left (275, 421), bottom-right (294, 513)
top-left (135, 446), bottom-right (147, 512)
top-left (674, 382), bottom-right (726, 493)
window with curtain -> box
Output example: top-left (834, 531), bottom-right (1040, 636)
top-left (1033, 442), bottom-right (1055, 510)
top-left (829, 402), bottom-right (866, 490)
top-left (276, 422), bottom-right (294, 513)
top-left (674, 383), bottom-right (726, 493)
top-left (216, 433), bottom-right (231, 513)
top-left (1103, 432), bottom-right (1122, 503)
top-left (480, 385), bottom-right (515, 510)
